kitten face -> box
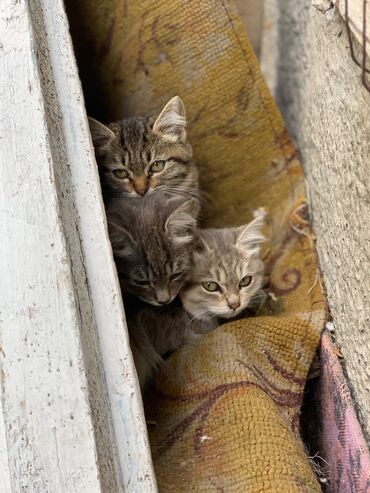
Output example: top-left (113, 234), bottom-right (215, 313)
top-left (107, 196), bottom-right (197, 306)
top-left (180, 217), bottom-right (265, 320)
top-left (89, 96), bottom-right (198, 201)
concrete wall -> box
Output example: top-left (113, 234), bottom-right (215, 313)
top-left (261, 1), bottom-right (370, 441)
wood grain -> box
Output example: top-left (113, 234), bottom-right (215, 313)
top-left (0, 0), bottom-right (157, 490)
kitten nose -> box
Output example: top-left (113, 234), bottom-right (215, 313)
top-left (227, 296), bottom-right (240, 311)
top-left (156, 288), bottom-right (171, 305)
top-left (133, 176), bottom-right (149, 196)
top-left (135, 186), bottom-right (148, 196)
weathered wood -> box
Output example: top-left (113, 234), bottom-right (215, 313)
top-left (0, 0), bottom-right (157, 491)
top-left (261, 1), bottom-right (370, 441)
top-left (0, 3), bottom-right (105, 490)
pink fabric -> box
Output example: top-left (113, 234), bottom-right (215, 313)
top-left (320, 331), bottom-right (370, 492)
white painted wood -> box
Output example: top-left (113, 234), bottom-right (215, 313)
top-left (0, 392), bottom-right (11, 493)
top-left (0, 0), bottom-right (157, 491)
top-left (32, 1), bottom-right (157, 490)
top-left (0, 2), bottom-right (105, 491)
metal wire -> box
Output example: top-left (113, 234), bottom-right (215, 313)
top-left (344, 0), bottom-right (370, 92)
top-left (361, 0), bottom-right (370, 90)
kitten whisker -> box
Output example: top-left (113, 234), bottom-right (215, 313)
top-left (185, 313), bottom-right (201, 331)
top-left (165, 185), bottom-right (199, 198)
top-left (90, 97), bottom-right (199, 210)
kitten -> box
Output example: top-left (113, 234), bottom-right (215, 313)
top-left (107, 194), bottom-right (198, 306)
top-left (126, 297), bottom-right (197, 387)
top-left (127, 216), bottom-right (265, 387)
top-left (88, 96), bottom-right (199, 205)
top-left (180, 215), bottom-right (266, 321)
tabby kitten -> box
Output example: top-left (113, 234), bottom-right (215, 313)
top-left (180, 215), bottom-right (266, 321)
top-left (89, 96), bottom-right (199, 204)
top-left (126, 298), bottom-right (197, 387)
top-left (128, 215), bottom-right (266, 387)
top-left (107, 194), bottom-right (198, 306)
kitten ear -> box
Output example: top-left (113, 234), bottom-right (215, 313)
top-left (108, 220), bottom-right (136, 258)
top-left (194, 231), bottom-right (212, 253)
top-left (165, 198), bottom-right (197, 246)
top-left (88, 117), bottom-right (116, 146)
top-left (236, 216), bottom-right (265, 254)
top-left (152, 96), bottom-right (187, 143)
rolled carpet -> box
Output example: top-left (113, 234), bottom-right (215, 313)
top-left (66, 0), bottom-right (328, 490)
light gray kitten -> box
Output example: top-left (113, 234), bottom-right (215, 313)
top-left (129, 215), bottom-right (265, 387)
top-left (107, 194), bottom-right (198, 306)
top-left (180, 215), bottom-right (266, 321)
top-left (89, 96), bottom-right (199, 205)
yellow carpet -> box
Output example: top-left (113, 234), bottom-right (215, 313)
top-left (66, 0), bottom-right (328, 490)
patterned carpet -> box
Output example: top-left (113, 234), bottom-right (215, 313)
top-left (66, 1), bottom-right (328, 490)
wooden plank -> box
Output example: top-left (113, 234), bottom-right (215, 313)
top-left (0, 395), bottom-right (11, 493)
top-left (0, 0), bottom-right (157, 490)
top-left (31, 1), bottom-right (157, 490)
top-left (0, 2), bottom-right (105, 490)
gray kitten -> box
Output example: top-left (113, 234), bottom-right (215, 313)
top-left (89, 96), bottom-right (199, 205)
top-left (107, 194), bottom-right (198, 306)
top-left (180, 215), bottom-right (266, 320)
top-left (128, 216), bottom-right (266, 387)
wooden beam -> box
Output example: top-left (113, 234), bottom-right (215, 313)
top-left (0, 0), bottom-right (157, 490)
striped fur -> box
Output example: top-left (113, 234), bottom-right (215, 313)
top-left (89, 96), bottom-right (199, 206)
top-left (125, 220), bottom-right (265, 388)
top-left (107, 195), bottom-right (197, 306)
top-left (180, 222), bottom-right (265, 320)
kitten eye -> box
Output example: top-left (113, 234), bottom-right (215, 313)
top-left (170, 272), bottom-right (183, 282)
top-left (149, 160), bottom-right (165, 173)
top-left (113, 169), bottom-right (129, 179)
top-left (239, 275), bottom-right (252, 288)
top-left (132, 279), bottom-right (150, 286)
top-left (201, 281), bottom-right (220, 292)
